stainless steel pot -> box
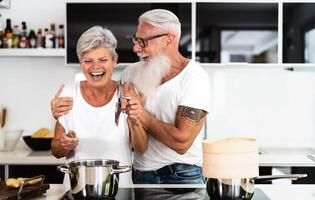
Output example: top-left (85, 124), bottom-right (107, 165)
top-left (206, 174), bottom-right (307, 200)
top-left (58, 159), bottom-right (132, 199)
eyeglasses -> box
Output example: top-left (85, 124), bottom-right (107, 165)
top-left (131, 33), bottom-right (168, 48)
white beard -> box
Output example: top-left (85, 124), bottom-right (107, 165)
top-left (133, 54), bottom-right (171, 97)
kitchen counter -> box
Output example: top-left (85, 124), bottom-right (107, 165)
top-left (0, 148), bottom-right (314, 167)
top-left (33, 184), bottom-right (315, 200)
top-left (0, 149), bottom-right (64, 165)
top-left (0, 140), bottom-right (65, 165)
top-left (0, 140), bottom-right (65, 180)
top-left (1, 141), bottom-right (315, 167)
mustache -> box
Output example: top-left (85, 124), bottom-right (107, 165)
top-left (137, 53), bottom-right (149, 58)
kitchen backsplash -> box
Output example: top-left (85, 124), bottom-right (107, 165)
top-left (204, 67), bottom-right (315, 146)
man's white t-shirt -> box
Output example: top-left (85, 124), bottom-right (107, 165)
top-left (58, 81), bottom-right (132, 185)
top-left (121, 60), bottom-right (211, 171)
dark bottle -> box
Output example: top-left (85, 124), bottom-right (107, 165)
top-left (0, 30), bottom-right (3, 48)
top-left (50, 23), bottom-right (56, 48)
top-left (28, 29), bottom-right (37, 48)
top-left (4, 18), bottom-right (12, 34)
top-left (4, 18), bottom-right (13, 48)
top-left (19, 21), bottom-right (29, 48)
top-left (57, 24), bottom-right (64, 48)
top-left (0, 15), bottom-right (4, 48)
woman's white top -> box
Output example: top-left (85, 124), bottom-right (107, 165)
top-left (58, 81), bottom-right (132, 187)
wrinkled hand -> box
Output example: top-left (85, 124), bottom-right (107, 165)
top-left (50, 84), bottom-right (73, 120)
top-left (121, 83), bottom-right (146, 123)
top-left (59, 132), bottom-right (78, 151)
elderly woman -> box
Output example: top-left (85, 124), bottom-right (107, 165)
top-left (51, 26), bottom-right (147, 186)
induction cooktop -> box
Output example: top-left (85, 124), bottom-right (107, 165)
top-left (58, 187), bottom-right (270, 200)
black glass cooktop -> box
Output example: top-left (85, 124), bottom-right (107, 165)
top-left (58, 187), bottom-right (270, 200)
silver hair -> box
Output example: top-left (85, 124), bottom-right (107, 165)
top-left (76, 26), bottom-right (117, 61)
top-left (138, 9), bottom-right (181, 42)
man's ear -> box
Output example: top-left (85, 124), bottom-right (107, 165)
top-left (166, 34), bottom-right (175, 46)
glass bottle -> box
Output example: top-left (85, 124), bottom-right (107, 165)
top-left (4, 18), bottom-right (13, 48)
top-left (0, 15), bottom-right (4, 48)
top-left (50, 23), bottom-right (56, 48)
top-left (19, 21), bottom-right (29, 48)
top-left (44, 27), bottom-right (53, 48)
top-left (12, 25), bottom-right (20, 48)
top-left (57, 24), bottom-right (64, 48)
top-left (28, 29), bottom-right (37, 48)
top-left (36, 28), bottom-right (43, 48)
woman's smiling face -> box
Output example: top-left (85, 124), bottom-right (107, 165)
top-left (81, 48), bottom-right (117, 89)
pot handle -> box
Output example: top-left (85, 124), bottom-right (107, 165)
top-left (57, 164), bottom-right (70, 173)
top-left (17, 175), bottom-right (45, 200)
top-left (253, 174), bottom-right (307, 183)
top-left (110, 165), bottom-right (132, 174)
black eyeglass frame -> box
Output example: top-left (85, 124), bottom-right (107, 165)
top-left (131, 33), bottom-right (169, 48)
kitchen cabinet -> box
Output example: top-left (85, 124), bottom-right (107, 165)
top-left (2, 1), bottom-right (315, 68)
top-left (62, 1), bottom-right (315, 69)
top-left (8, 165), bottom-right (64, 184)
top-left (0, 165), bottom-right (4, 180)
top-left (259, 166), bottom-right (315, 184)
top-left (292, 167), bottom-right (315, 184)
top-left (0, 149), bottom-right (65, 182)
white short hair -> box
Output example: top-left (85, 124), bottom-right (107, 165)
top-left (76, 26), bottom-right (117, 61)
top-left (139, 9), bottom-right (181, 41)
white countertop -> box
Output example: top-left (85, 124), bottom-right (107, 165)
top-left (33, 184), bottom-right (315, 200)
top-left (0, 139), bottom-right (65, 165)
top-left (2, 149), bottom-right (314, 166)
top-left (0, 139), bottom-right (315, 166)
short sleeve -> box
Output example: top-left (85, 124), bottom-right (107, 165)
top-left (178, 65), bottom-right (211, 113)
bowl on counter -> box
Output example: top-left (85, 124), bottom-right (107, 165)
top-left (22, 136), bottom-right (52, 151)
top-left (0, 129), bottom-right (23, 151)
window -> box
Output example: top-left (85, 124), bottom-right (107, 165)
top-left (304, 28), bottom-right (315, 63)
top-left (66, 2), bottom-right (191, 65)
top-left (283, 3), bottom-right (315, 63)
top-left (196, 3), bottom-right (278, 63)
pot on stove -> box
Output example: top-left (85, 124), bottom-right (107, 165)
top-left (202, 137), bottom-right (308, 200)
top-left (206, 174), bottom-right (307, 200)
top-left (58, 159), bottom-right (131, 199)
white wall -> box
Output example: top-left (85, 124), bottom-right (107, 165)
top-left (0, 57), bottom-right (79, 131)
top-left (0, 0), bottom-right (66, 31)
top-left (1, 0), bottom-right (315, 147)
top-left (205, 68), bottom-right (315, 146)
top-left (0, 0), bottom-right (69, 132)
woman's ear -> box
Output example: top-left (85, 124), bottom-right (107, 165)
top-left (113, 54), bottom-right (119, 68)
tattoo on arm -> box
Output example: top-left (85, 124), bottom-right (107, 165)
top-left (177, 106), bottom-right (207, 125)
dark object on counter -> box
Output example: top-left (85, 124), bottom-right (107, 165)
top-left (22, 136), bottom-right (52, 151)
top-left (0, 175), bottom-right (49, 200)
top-left (206, 174), bottom-right (307, 200)
top-left (59, 187), bottom-right (271, 200)
top-left (134, 188), bottom-right (206, 200)
top-left (57, 159), bottom-right (132, 199)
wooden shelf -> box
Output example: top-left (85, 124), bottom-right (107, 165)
top-left (0, 49), bottom-right (65, 57)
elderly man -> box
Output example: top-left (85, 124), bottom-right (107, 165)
top-left (121, 9), bottom-right (211, 184)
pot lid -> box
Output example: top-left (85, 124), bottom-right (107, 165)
top-left (202, 137), bottom-right (258, 154)
top-left (70, 159), bottom-right (120, 167)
